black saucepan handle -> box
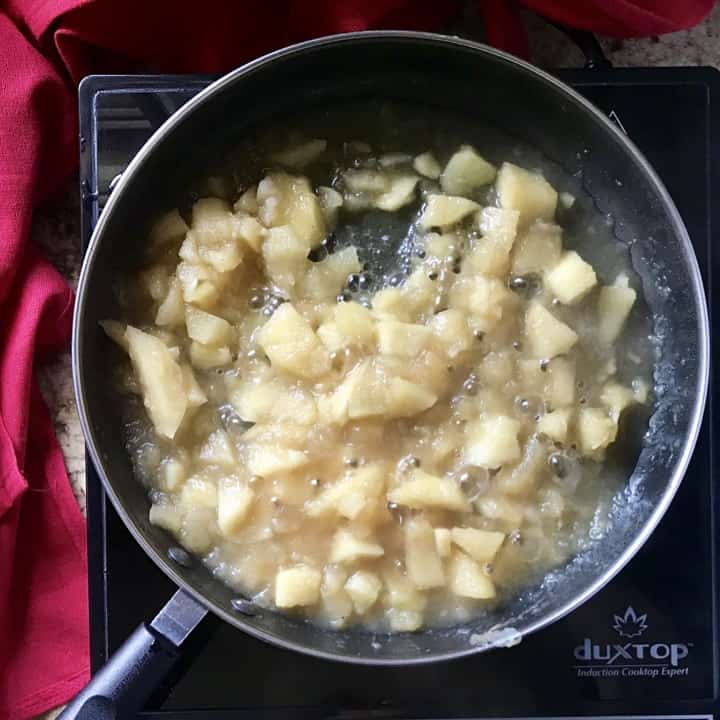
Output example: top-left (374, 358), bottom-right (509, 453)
top-left (58, 590), bottom-right (207, 720)
top-left (548, 22), bottom-right (612, 70)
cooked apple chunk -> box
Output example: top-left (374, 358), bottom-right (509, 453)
top-left (524, 302), bottom-right (578, 358)
top-left (256, 303), bottom-right (330, 379)
top-left (388, 470), bottom-right (469, 512)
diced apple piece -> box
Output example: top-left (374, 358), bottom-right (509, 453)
top-left (241, 423), bottom-right (308, 447)
top-left (464, 415), bottom-right (521, 469)
top-left (217, 478), bottom-right (254, 537)
top-left (559, 191), bottom-right (575, 208)
top-left (317, 186), bottom-right (343, 226)
top-left (256, 303), bottom-right (330, 380)
top-left (463, 207), bottom-right (521, 277)
top-left (319, 570), bottom-right (353, 628)
top-left (476, 494), bottom-right (525, 527)
top-left (383, 566), bottom-right (427, 612)
top-left (316, 594), bottom-right (351, 636)
top-left (378, 153), bottom-right (412, 167)
top-left (321, 564), bottom-right (349, 594)
top-left (388, 469), bottom-right (470, 512)
top-left (176, 260), bottom-right (221, 308)
top-left (275, 565), bottom-right (322, 607)
top-left (419, 194), bottom-right (479, 229)
top-left (191, 232), bottom-right (244, 274)
top-left (545, 251), bottom-right (597, 305)
top-left (342, 364), bottom-right (388, 420)
top-left (448, 275), bottom-right (515, 334)
top-left (448, 551), bottom-right (496, 599)
top-left (422, 232), bottom-right (455, 259)
top-left (190, 341), bottom-right (231, 370)
top-left (326, 361), bottom-right (437, 422)
top-left (262, 225), bottom-right (308, 294)
top-left (344, 571), bottom-right (382, 614)
top-left (511, 221), bottom-right (563, 275)
top-left (407, 350), bottom-right (450, 397)
top-left (233, 185), bottom-right (258, 214)
top-left (577, 407), bottom-right (618, 456)
top-left (246, 444), bottom-right (309, 477)
top-left (330, 530), bottom-right (384, 564)
top-left (539, 486), bottom-right (566, 518)
top-left (537, 409), bottom-right (571, 442)
top-left (496, 162), bottom-right (558, 226)
top-left (400, 267), bottom-right (439, 319)
top-left (600, 382), bottom-right (636, 421)
top-left (405, 518), bottom-right (445, 589)
top-left (375, 175), bottom-right (419, 211)
top-left (524, 302), bottom-right (578, 358)
top-left (451, 527), bottom-right (505, 563)
top-left (301, 246), bottom-right (362, 302)
top-left (185, 306), bottom-right (232, 346)
top-left (231, 379), bottom-right (317, 425)
top-left (270, 139), bottom-right (327, 168)
top-left (190, 198), bottom-right (246, 272)
top-left (149, 503), bottom-right (183, 534)
top-left (474, 352), bottom-right (512, 388)
top-left (180, 365), bottom-right (207, 408)
top-left (597, 285), bottom-right (637, 344)
top-left (334, 301), bottom-right (376, 347)
top-left (257, 173), bottom-right (325, 247)
top-left (235, 214), bottom-right (265, 252)
top-left (149, 209), bottom-right (188, 248)
top-left (316, 322), bottom-right (345, 352)
top-left (520, 356), bottom-right (576, 409)
top-left (155, 277), bottom-right (185, 327)
top-left (371, 287), bottom-right (410, 321)
top-left (440, 145), bottom-right (496, 196)
top-left (141, 265), bottom-right (169, 301)
top-left (306, 465), bottom-right (384, 520)
top-left (180, 507), bottom-right (214, 553)
top-left (191, 197), bottom-right (232, 234)
top-left (387, 609), bottom-right (424, 632)
top-left (124, 325), bottom-right (187, 439)
top-left (180, 476), bottom-right (218, 509)
top-left (343, 169), bottom-right (389, 194)
top-left (197, 429), bottom-right (236, 469)
top-left (494, 433), bottom-right (548, 496)
top-left (429, 309), bottom-right (472, 359)
top-left (377, 320), bottom-right (432, 357)
top-left (413, 152), bottom-right (442, 179)
top-left (385, 377), bottom-right (438, 418)
top-left (161, 456), bottom-right (187, 491)
top-left (317, 361), bottom-right (375, 424)
top-left (545, 356), bottom-right (576, 408)
top-left (633, 378), bottom-right (649, 403)
top-left (434, 528), bottom-right (452, 558)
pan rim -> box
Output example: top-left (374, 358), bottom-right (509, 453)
top-left (72, 30), bottom-right (710, 665)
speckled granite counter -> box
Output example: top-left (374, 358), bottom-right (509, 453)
top-left (32, 7), bottom-right (720, 717)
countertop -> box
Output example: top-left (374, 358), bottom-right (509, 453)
top-left (33, 7), bottom-right (720, 718)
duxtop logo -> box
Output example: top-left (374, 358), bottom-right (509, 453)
top-left (573, 606), bottom-right (691, 679)
top-left (612, 606), bottom-right (648, 639)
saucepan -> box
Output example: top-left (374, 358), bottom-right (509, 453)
top-left (62, 31), bottom-right (708, 719)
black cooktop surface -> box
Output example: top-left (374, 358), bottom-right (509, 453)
top-left (79, 66), bottom-right (719, 719)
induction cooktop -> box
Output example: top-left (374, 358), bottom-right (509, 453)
top-left (78, 65), bottom-right (719, 719)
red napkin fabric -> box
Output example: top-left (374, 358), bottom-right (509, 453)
top-left (0, 1), bottom-right (713, 718)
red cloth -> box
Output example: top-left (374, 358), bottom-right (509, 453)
top-left (0, 1), bottom-right (713, 718)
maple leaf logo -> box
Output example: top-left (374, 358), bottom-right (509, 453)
top-left (612, 606), bottom-right (648, 639)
